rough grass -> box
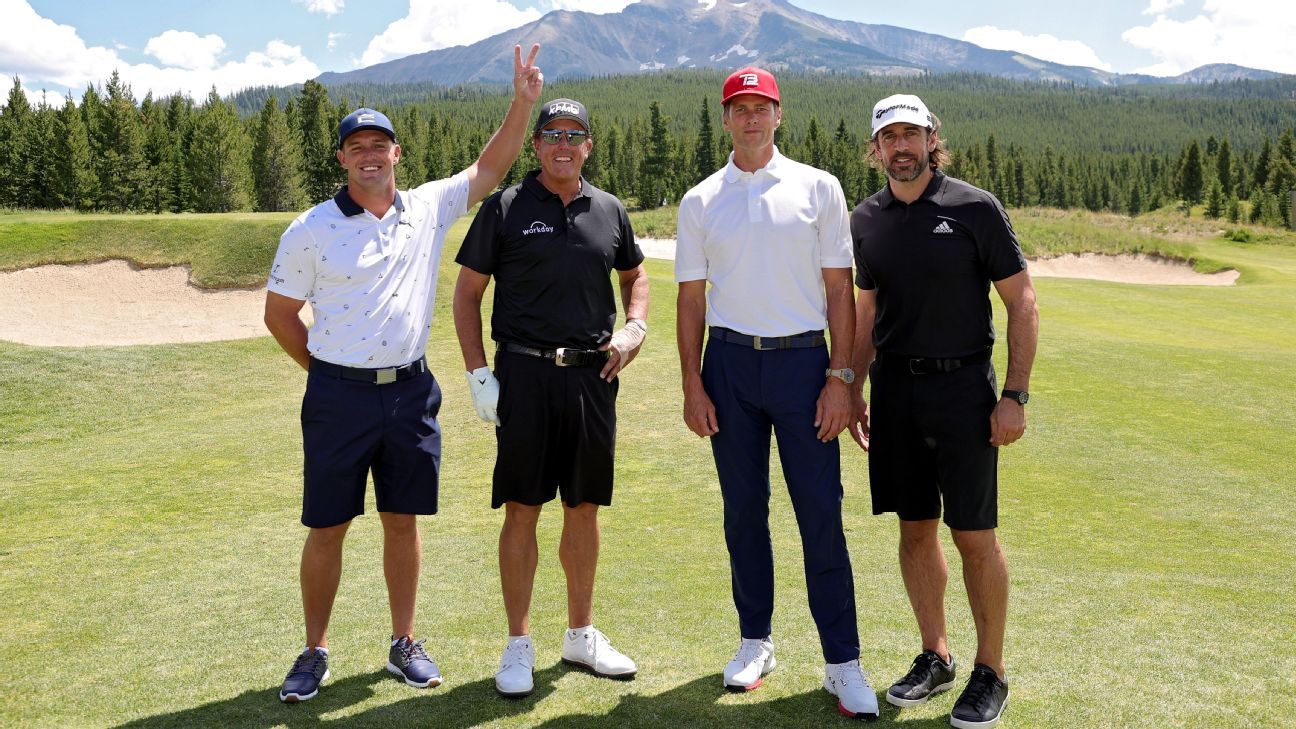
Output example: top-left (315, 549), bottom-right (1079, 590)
top-left (1, 211), bottom-right (1295, 727)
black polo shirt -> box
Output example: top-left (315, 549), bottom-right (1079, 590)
top-left (851, 171), bottom-right (1026, 358)
top-left (455, 171), bottom-right (643, 350)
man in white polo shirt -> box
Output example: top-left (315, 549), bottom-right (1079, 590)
top-left (263, 45), bottom-right (543, 704)
top-left (675, 66), bottom-right (878, 719)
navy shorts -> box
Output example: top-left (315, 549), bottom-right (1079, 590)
top-left (867, 358), bottom-right (999, 531)
top-left (299, 363), bottom-right (442, 528)
top-left (491, 350), bottom-right (618, 509)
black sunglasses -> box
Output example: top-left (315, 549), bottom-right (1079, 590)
top-left (537, 129), bottom-right (591, 145)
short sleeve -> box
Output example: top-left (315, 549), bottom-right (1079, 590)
top-left (977, 194), bottom-right (1028, 282)
top-left (817, 175), bottom-right (854, 269)
top-left (455, 192), bottom-right (503, 275)
top-left (409, 170), bottom-right (471, 226)
top-left (266, 216), bottom-right (316, 300)
top-left (612, 202), bottom-right (644, 271)
top-left (674, 193), bottom-right (708, 283)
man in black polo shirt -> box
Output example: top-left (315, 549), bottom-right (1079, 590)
top-left (452, 98), bottom-right (649, 698)
top-left (848, 94), bottom-right (1039, 729)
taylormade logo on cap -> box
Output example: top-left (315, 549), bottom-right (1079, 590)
top-left (870, 94), bottom-right (933, 139)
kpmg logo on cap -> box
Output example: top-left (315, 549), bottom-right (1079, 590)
top-left (549, 101), bottom-right (581, 116)
top-left (523, 220), bottom-right (555, 236)
top-left (740, 73), bottom-right (759, 87)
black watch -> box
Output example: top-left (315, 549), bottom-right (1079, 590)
top-left (1001, 389), bottom-right (1029, 405)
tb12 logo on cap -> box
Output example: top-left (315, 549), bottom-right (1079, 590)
top-left (740, 73), bottom-right (759, 87)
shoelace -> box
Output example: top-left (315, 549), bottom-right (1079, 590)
top-left (501, 642), bottom-right (533, 669)
top-left (289, 650), bottom-right (326, 677)
top-left (902, 653), bottom-right (941, 685)
top-left (396, 638), bottom-right (430, 664)
top-left (733, 640), bottom-right (767, 665)
top-left (834, 661), bottom-right (870, 689)
top-left (961, 669), bottom-right (999, 706)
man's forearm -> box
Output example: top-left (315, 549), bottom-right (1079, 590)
top-left (823, 269), bottom-right (855, 369)
top-left (676, 284), bottom-right (707, 387)
top-left (620, 267), bottom-right (650, 323)
top-left (473, 98), bottom-right (535, 189)
top-left (1003, 290), bottom-right (1039, 392)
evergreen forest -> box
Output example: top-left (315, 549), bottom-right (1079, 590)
top-left (2, 70), bottom-right (1295, 228)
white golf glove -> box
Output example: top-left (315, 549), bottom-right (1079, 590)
top-left (606, 319), bottom-right (648, 363)
top-left (464, 366), bottom-right (501, 426)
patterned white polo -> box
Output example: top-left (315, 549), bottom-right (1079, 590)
top-left (267, 172), bottom-right (469, 367)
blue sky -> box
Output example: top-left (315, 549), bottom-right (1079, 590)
top-left (3, 0), bottom-right (1293, 103)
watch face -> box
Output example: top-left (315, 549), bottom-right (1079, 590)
top-left (841, 368), bottom-right (855, 384)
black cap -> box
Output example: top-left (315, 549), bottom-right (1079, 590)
top-left (533, 98), bottom-right (590, 134)
top-left (337, 108), bottom-right (396, 148)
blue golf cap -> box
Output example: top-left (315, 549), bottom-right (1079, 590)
top-left (337, 107), bottom-right (396, 148)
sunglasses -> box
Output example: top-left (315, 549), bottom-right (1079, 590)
top-left (537, 129), bottom-right (590, 145)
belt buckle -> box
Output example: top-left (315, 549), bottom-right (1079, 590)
top-left (375, 367), bottom-right (398, 384)
top-left (752, 335), bottom-right (772, 351)
top-left (554, 347), bottom-right (573, 367)
top-left (908, 358), bottom-right (926, 375)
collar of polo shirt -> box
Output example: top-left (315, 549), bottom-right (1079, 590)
top-left (724, 146), bottom-right (787, 183)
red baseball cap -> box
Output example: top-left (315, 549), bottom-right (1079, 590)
top-left (722, 67), bottom-right (780, 105)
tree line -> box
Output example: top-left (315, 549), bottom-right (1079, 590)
top-left (1, 71), bottom-right (1294, 228)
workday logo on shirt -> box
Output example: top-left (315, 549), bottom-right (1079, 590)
top-left (523, 220), bottom-right (555, 236)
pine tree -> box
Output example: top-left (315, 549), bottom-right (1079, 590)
top-left (299, 80), bottom-right (341, 202)
top-left (1127, 183), bottom-right (1143, 217)
top-left (1253, 138), bottom-right (1272, 192)
top-left (188, 88), bottom-right (253, 212)
top-left (252, 96), bottom-right (306, 212)
top-left (139, 94), bottom-right (175, 213)
top-left (636, 101), bottom-right (672, 208)
top-left (54, 96), bottom-right (96, 209)
top-left (1204, 178), bottom-right (1224, 219)
top-left (0, 76), bottom-right (34, 208)
top-left (692, 96), bottom-right (716, 185)
top-left (1216, 138), bottom-right (1233, 196)
top-left (804, 116), bottom-right (826, 170)
top-left (1178, 139), bottom-right (1204, 205)
top-left (1226, 193), bottom-right (1241, 223)
top-left (95, 71), bottom-right (149, 211)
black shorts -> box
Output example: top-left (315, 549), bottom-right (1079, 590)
top-left (300, 365), bottom-right (442, 528)
top-left (867, 358), bottom-right (999, 530)
top-left (491, 349), bottom-right (618, 509)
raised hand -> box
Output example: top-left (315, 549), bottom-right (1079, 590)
top-left (513, 44), bottom-right (543, 104)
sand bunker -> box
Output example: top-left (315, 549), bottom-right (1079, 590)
top-left (0, 247), bottom-right (1236, 347)
top-left (0, 260), bottom-right (308, 347)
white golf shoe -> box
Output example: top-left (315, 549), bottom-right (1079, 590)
top-left (824, 659), bottom-right (880, 719)
top-left (560, 626), bottom-right (637, 679)
top-left (495, 636), bottom-right (535, 697)
top-left (723, 637), bottom-right (777, 691)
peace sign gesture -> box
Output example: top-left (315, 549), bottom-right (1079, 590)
top-left (513, 44), bottom-right (543, 104)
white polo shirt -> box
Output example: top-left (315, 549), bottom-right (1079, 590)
top-left (675, 147), bottom-right (853, 337)
top-left (267, 172), bottom-right (469, 367)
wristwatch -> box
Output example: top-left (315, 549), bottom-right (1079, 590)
top-left (826, 367), bottom-right (856, 384)
top-left (1001, 389), bottom-right (1029, 405)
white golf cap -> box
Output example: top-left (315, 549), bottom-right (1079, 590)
top-left (870, 94), bottom-right (933, 139)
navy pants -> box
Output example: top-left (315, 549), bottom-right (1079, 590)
top-left (702, 337), bottom-right (860, 664)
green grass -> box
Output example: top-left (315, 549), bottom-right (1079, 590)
top-left (2, 211), bottom-right (1295, 727)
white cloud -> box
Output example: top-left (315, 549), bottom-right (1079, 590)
top-left (1142, 0), bottom-right (1184, 14)
top-left (1123, 0), bottom-right (1296, 75)
top-left (359, 0), bottom-right (541, 67)
top-left (328, 32), bottom-right (346, 51)
top-left (962, 26), bottom-right (1113, 71)
top-left (0, 1), bottom-right (319, 100)
top-left (144, 30), bottom-right (226, 70)
top-left (296, 0), bottom-right (344, 16)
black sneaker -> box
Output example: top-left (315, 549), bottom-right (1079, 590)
top-left (387, 636), bottom-right (443, 688)
top-left (950, 663), bottom-right (1009, 729)
top-left (886, 650), bottom-right (957, 707)
top-left (279, 647), bottom-right (330, 703)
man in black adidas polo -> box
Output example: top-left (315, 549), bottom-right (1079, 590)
top-left (848, 94), bottom-right (1039, 729)
top-left (452, 98), bottom-right (649, 698)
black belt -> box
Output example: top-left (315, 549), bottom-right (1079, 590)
top-left (500, 342), bottom-right (608, 367)
top-left (709, 326), bottom-right (825, 351)
top-left (309, 356), bottom-right (427, 384)
top-left (875, 349), bottom-right (990, 375)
